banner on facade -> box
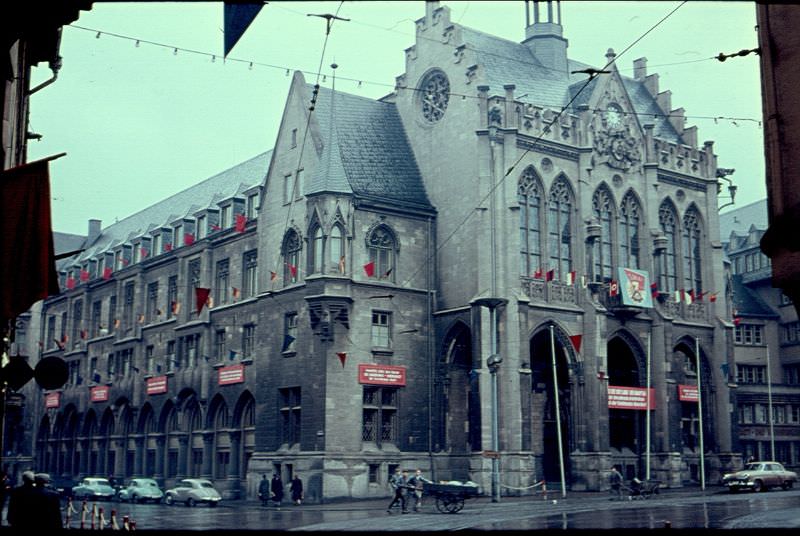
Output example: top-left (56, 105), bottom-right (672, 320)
top-left (358, 364), bottom-right (406, 386)
top-left (44, 391), bottom-right (61, 408)
top-left (90, 385), bottom-right (109, 402)
top-left (218, 364), bottom-right (245, 386)
top-left (618, 267), bottom-right (654, 308)
top-left (678, 384), bottom-right (699, 402)
top-left (607, 385), bottom-right (655, 410)
top-left (146, 375), bottom-right (168, 395)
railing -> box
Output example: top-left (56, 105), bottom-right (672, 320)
top-left (519, 277), bottom-right (577, 305)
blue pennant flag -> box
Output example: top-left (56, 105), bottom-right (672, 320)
top-left (76, 375), bottom-right (83, 385)
top-left (156, 364), bottom-right (162, 373)
top-left (224, 2), bottom-right (264, 58)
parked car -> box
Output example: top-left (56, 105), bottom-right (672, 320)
top-left (71, 477), bottom-right (116, 500)
top-left (722, 461), bottom-right (798, 492)
top-left (117, 478), bottom-right (164, 503)
top-left (164, 478), bottom-right (221, 507)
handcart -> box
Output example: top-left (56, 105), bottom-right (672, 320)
top-left (627, 478), bottom-right (661, 500)
top-left (423, 482), bottom-right (480, 513)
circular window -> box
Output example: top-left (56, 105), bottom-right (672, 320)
top-left (419, 70), bottom-right (450, 123)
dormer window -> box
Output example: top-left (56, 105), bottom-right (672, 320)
top-left (197, 215), bottom-right (207, 239)
top-left (221, 205), bottom-right (231, 229)
top-left (173, 224), bottom-right (183, 247)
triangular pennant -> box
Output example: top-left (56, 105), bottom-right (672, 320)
top-left (165, 243), bottom-right (173, 252)
top-left (709, 292), bottom-right (718, 302)
top-left (382, 267), bottom-right (393, 279)
top-left (195, 287), bottom-right (211, 314)
top-left (650, 281), bottom-right (659, 298)
top-left (229, 350), bottom-right (237, 361)
top-left (223, 2), bottom-right (264, 58)
top-left (533, 268), bottom-right (542, 280)
top-left (336, 352), bottom-right (347, 368)
top-left (66, 276), bottom-right (76, 290)
top-left (140, 247), bottom-right (148, 259)
top-left (545, 269), bottom-right (555, 282)
top-left (364, 261), bottom-right (375, 277)
top-left (569, 334), bottom-right (582, 354)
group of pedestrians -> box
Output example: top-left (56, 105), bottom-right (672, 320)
top-left (387, 468), bottom-right (430, 514)
top-left (258, 473), bottom-right (303, 507)
top-left (4, 470), bottom-right (63, 529)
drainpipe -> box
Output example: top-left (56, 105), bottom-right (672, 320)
top-left (28, 55), bottom-right (62, 95)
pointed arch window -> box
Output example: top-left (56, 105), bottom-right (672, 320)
top-left (282, 229), bottom-right (301, 285)
top-left (309, 225), bottom-right (323, 274)
top-left (367, 225), bottom-right (396, 282)
top-left (548, 179), bottom-right (573, 279)
top-left (682, 208), bottom-right (703, 293)
top-left (592, 187), bottom-right (614, 281)
top-left (329, 224), bottom-right (345, 273)
top-left (659, 202), bottom-right (679, 292)
top-left (619, 192), bottom-right (641, 269)
top-left (518, 167), bottom-right (542, 276)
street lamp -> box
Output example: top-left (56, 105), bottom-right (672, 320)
top-left (474, 297), bottom-right (507, 504)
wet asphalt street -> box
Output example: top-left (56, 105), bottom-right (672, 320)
top-left (23, 485), bottom-right (798, 531)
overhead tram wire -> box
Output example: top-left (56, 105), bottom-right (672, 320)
top-left (398, 0), bottom-right (688, 290)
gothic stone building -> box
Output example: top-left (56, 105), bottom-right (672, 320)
top-left (28, 1), bottom-right (739, 501)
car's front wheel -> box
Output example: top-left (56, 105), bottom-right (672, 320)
top-left (186, 497), bottom-right (196, 507)
top-left (753, 480), bottom-right (764, 492)
top-left (164, 494), bottom-right (174, 505)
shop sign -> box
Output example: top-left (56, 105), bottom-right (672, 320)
top-left (146, 375), bottom-right (168, 395)
top-left (218, 364), bottom-right (245, 386)
top-left (678, 384), bottom-right (699, 402)
top-left (45, 392), bottom-right (61, 409)
top-left (358, 364), bottom-right (406, 386)
top-left (607, 385), bottom-right (655, 410)
top-left (90, 385), bottom-right (109, 402)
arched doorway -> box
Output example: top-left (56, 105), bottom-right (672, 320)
top-left (607, 334), bottom-right (645, 480)
top-left (441, 322), bottom-right (479, 454)
top-left (529, 325), bottom-right (572, 486)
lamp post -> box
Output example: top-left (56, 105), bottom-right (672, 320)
top-left (475, 297), bottom-right (507, 504)
top-left (695, 336), bottom-right (705, 491)
top-left (766, 345), bottom-right (775, 460)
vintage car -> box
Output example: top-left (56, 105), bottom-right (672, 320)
top-left (71, 477), bottom-right (116, 500)
top-left (164, 478), bottom-right (221, 507)
top-left (117, 478), bottom-right (164, 503)
top-left (722, 461), bottom-right (798, 492)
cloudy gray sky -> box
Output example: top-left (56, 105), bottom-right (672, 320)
top-left (27, 1), bottom-right (763, 236)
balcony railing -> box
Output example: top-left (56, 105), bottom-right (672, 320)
top-left (519, 276), bottom-right (577, 305)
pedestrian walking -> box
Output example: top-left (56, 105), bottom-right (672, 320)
top-left (406, 469), bottom-right (429, 512)
top-left (258, 474), bottom-right (270, 507)
top-left (33, 473), bottom-right (63, 530)
top-left (386, 468), bottom-right (409, 514)
top-left (608, 466), bottom-right (623, 501)
top-left (290, 475), bottom-right (303, 505)
top-left (270, 473), bottom-right (284, 507)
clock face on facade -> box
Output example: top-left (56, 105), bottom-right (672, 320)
top-left (419, 70), bottom-right (450, 123)
top-left (605, 103), bottom-right (623, 129)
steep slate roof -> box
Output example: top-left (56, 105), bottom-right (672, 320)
top-left (306, 84), bottom-right (432, 210)
top-left (460, 26), bottom-right (684, 145)
top-left (69, 151), bottom-right (271, 264)
top-left (54, 232), bottom-right (88, 271)
top-left (719, 199), bottom-right (768, 242)
top-left (731, 274), bottom-right (778, 318)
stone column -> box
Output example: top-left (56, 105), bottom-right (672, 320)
top-left (155, 437), bottom-right (166, 478)
top-left (177, 436), bottom-right (189, 478)
top-left (202, 432), bottom-right (214, 478)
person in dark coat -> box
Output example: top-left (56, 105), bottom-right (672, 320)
top-left (289, 475), bottom-right (303, 505)
top-left (6, 471), bottom-right (36, 529)
top-left (270, 473), bottom-right (284, 506)
top-left (258, 475), bottom-right (270, 507)
top-left (33, 473), bottom-right (63, 530)
top-left (608, 466), bottom-right (623, 501)
top-left (386, 468), bottom-right (409, 514)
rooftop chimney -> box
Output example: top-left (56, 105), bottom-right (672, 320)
top-left (88, 219), bottom-right (102, 245)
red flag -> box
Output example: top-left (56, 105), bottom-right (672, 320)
top-left (232, 287), bottom-right (240, 299)
top-left (79, 269), bottom-right (90, 282)
top-left (545, 269), bottom-right (554, 281)
top-left (533, 268), bottom-right (542, 279)
top-left (709, 292), bottom-right (718, 302)
top-left (66, 276), bottom-right (76, 290)
top-left (733, 316), bottom-right (741, 326)
top-left (270, 271), bottom-right (278, 281)
top-left (569, 334), bottom-right (582, 354)
top-left (235, 213), bottom-right (247, 233)
top-left (184, 233), bottom-right (195, 246)
top-left (195, 287), bottom-right (211, 314)
top-left (80, 329), bottom-right (88, 340)
top-left (102, 267), bottom-right (113, 280)
top-left (171, 301), bottom-right (181, 314)
top-left (140, 247), bottom-right (148, 259)
top-left (650, 282), bottom-right (659, 298)
top-left (0, 158), bottom-right (60, 321)
top-left (363, 261), bottom-right (375, 277)
top-left (211, 223), bottom-right (221, 231)
top-left (609, 280), bottom-right (619, 297)
top-left (165, 243), bottom-right (173, 252)
top-left (288, 264), bottom-right (298, 278)
top-left (336, 352), bottom-right (347, 368)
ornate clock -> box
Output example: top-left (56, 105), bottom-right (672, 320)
top-left (605, 102), bottom-right (623, 129)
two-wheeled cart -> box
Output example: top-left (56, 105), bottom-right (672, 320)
top-left (423, 482), bottom-right (480, 513)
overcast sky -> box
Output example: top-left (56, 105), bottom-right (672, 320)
top-left (27, 1), bottom-right (763, 236)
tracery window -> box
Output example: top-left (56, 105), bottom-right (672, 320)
top-left (518, 167), bottom-right (542, 276)
top-left (619, 192), bottom-right (641, 269)
top-left (592, 186), bottom-right (614, 281)
top-left (682, 208), bottom-right (703, 293)
top-left (547, 179), bottom-right (573, 280)
top-left (309, 225), bottom-right (323, 274)
top-left (367, 225), bottom-right (396, 281)
top-left (659, 201), bottom-right (679, 292)
top-left (329, 224), bottom-right (345, 273)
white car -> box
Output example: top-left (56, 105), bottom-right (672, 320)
top-left (722, 461), bottom-right (798, 492)
top-left (164, 478), bottom-right (221, 507)
top-left (117, 478), bottom-right (164, 503)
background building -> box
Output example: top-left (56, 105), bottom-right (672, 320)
top-left (25, 1), bottom-right (744, 500)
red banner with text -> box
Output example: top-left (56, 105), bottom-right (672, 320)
top-left (218, 364), bottom-right (245, 386)
top-left (146, 375), bottom-right (168, 395)
top-left (358, 364), bottom-right (406, 386)
top-left (90, 385), bottom-right (109, 402)
top-left (45, 392), bottom-right (61, 409)
top-left (678, 384), bottom-right (699, 402)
